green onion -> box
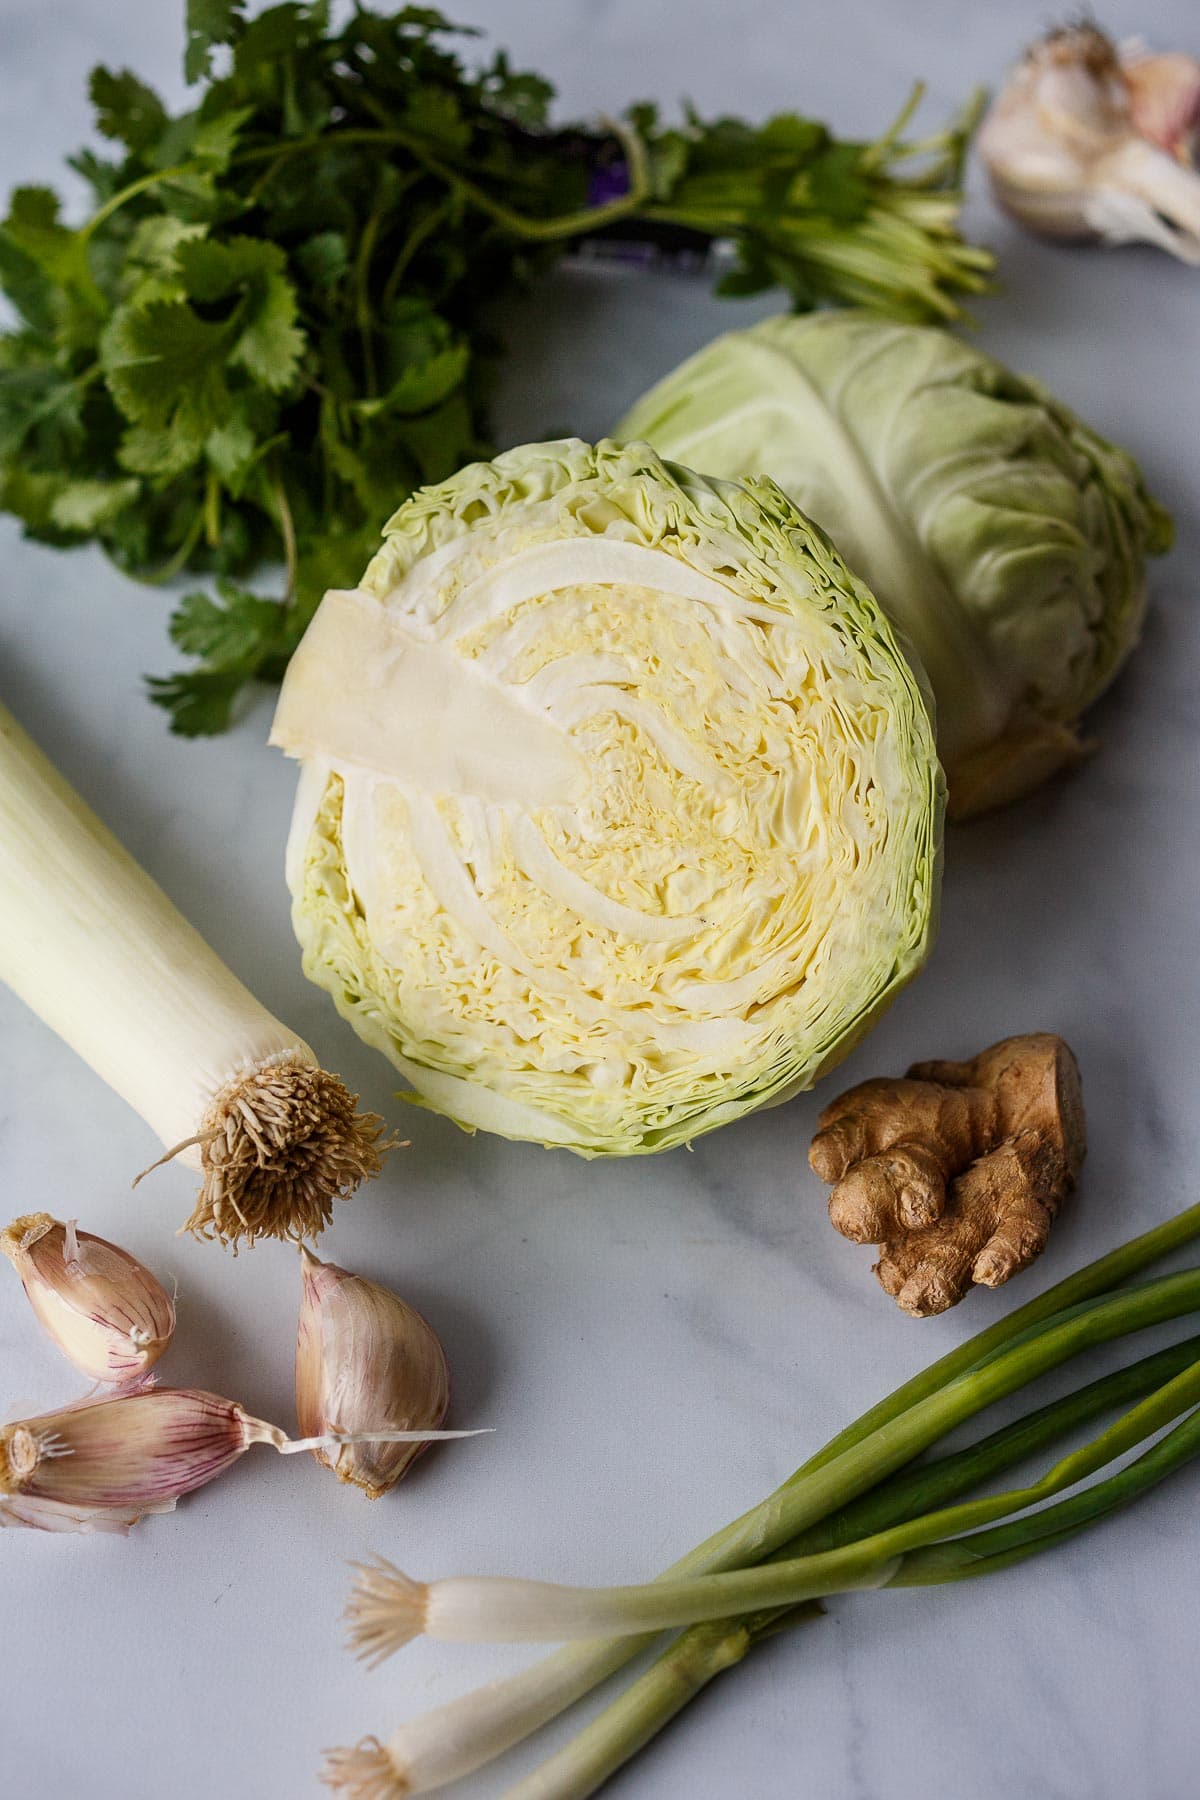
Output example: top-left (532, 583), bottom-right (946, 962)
top-left (349, 1341), bottom-right (1200, 1649)
top-left (505, 1403), bottom-right (1200, 1800)
top-left (322, 1205), bottom-right (1200, 1796)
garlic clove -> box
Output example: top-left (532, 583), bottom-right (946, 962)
top-left (1, 1212), bottom-right (175, 1384)
top-left (1121, 47), bottom-right (1200, 163)
top-left (296, 1247), bottom-right (451, 1499)
top-left (0, 1388), bottom-right (278, 1516)
top-left (0, 1387), bottom-right (480, 1535)
top-left (978, 24), bottom-right (1200, 263)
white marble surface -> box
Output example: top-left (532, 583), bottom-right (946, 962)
top-left (2, 3), bottom-right (1199, 1797)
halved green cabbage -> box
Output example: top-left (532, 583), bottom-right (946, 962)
top-left (617, 314), bottom-right (1172, 817)
top-left (272, 439), bottom-right (942, 1155)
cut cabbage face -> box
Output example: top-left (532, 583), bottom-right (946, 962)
top-left (272, 439), bottom-right (943, 1156)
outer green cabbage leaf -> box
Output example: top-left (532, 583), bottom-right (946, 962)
top-left (616, 314), bottom-right (1172, 817)
top-left (272, 438), bottom-right (942, 1156)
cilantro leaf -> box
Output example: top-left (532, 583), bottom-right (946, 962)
top-left (204, 408), bottom-right (267, 488)
top-left (2, 188), bottom-right (99, 306)
top-left (48, 476), bottom-right (142, 532)
top-left (0, 361), bottom-right (85, 463)
top-left (806, 142), bottom-right (872, 224)
top-left (235, 2), bottom-right (333, 65)
top-left (758, 113), bottom-right (827, 160)
top-left (117, 420), bottom-right (208, 479)
top-left (483, 52), bottom-right (555, 128)
top-left (0, 230), bottom-right (59, 333)
top-left (151, 576), bottom-right (298, 734)
top-left (294, 231), bottom-right (349, 292)
top-left (101, 299), bottom-right (231, 441)
top-left (403, 88), bottom-right (472, 154)
top-left (169, 579), bottom-right (286, 663)
top-left (189, 106), bottom-right (255, 172)
top-left (89, 66), bottom-right (169, 152)
top-left (184, 0), bottom-right (246, 84)
top-left (178, 237), bottom-right (305, 390)
top-left (0, 0), bottom-right (989, 740)
top-left (356, 338), bottom-right (468, 418)
top-left (147, 664), bottom-right (256, 735)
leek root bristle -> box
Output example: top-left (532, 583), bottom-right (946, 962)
top-left (185, 1056), bottom-right (391, 1246)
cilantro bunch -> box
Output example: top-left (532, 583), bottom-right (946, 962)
top-left (0, 1), bottom-right (992, 733)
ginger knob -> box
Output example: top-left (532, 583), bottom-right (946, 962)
top-left (810, 1033), bottom-right (1086, 1317)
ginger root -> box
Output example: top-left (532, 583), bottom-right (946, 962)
top-left (809, 1034), bottom-right (1085, 1317)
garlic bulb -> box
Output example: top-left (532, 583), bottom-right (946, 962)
top-left (296, 1247), bottom-right (450, 1499)
top-left (1, 1212), bottom-right (175, 1383)
top-left (978, 25), bottom-right (1200, 262)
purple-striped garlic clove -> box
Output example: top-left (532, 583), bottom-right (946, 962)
top-left (1, 1212), bottom-right (175, 1383)
top-left (0, 1387), bottom-right (286, 1526)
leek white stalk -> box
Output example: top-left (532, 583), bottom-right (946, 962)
top-left (0, 702), bottom-right (390, 1245)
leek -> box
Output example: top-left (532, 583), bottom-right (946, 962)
top-left (0, 702), bottom-right (388, 1245)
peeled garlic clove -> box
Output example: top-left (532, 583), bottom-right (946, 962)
top-left (296, 1247), bottom-right (450, 1499)
top-left (978, 24), bottom-right (1200, 263)
top-left (1122, 47), bottom-right (1200, 162)
top-left (1, 1212), bottom-right (175, 1383)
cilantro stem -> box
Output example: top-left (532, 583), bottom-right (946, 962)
top-left (860, 81), bottom-right (929, 170)
top-left (269, 462), bottom-right (298, 604)
top-left (81, 124), bottom-right (653, 250)
top-left (381, 196), bottom-right (455, 312)
top-left (79, 163), bottom-right (199, 240)
top-left (127, 510), bottom-right (207, 588)
top-left (354, 206), bottom-right (383, 398)
top-left (203, 471), bottom-right (221, 550)
top-left (231, 125), bottom-right (652, 241)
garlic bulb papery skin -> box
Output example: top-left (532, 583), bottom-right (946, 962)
top-left (1, 1213), bottom-right (175, 1383)
top-left (0, 1490), bottom-right (176, 1535)
top-left (978, 25), bottom-right (1200, 263)
top-left (296, 1247), bottom-right (450, 1499)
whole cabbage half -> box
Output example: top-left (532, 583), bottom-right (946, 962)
top-left (272, 439), bottom-right (942, 1155)
top-left (617, 314), bottom-right (1172, 818)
